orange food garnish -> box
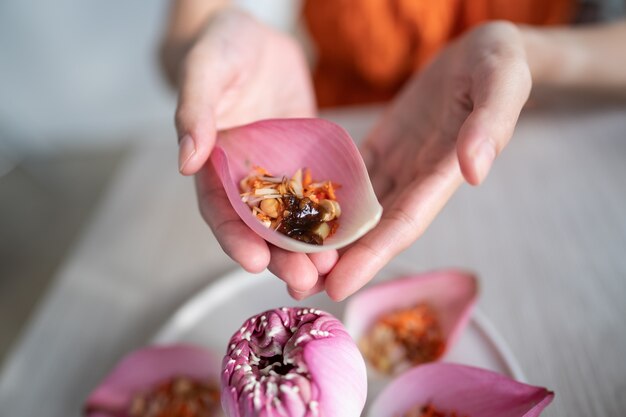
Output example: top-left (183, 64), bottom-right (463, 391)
top-left (360, 303), bottom-right (445, 374)
top-left (239, 166), bottom-right (341, 245)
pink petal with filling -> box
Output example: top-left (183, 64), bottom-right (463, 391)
top-left (211, 118), bottom-right (382, 253)
top-left (344, 269), bottom-right (478, 361)
top-left (85, 344), bottom-right (220, 416)
top-left (368, 363), bottom-right (554, 417)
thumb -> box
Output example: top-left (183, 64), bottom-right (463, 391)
top-left (175, 48), bottom-right (234, 176)
top-left (456, 61), bottom-right (531, 185)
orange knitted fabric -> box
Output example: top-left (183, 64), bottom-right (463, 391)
top-left (303, 0), bottom-right (575, 107)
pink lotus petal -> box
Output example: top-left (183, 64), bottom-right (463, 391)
top-left (211, 118), bottom-right (382, 252)
top-left (344, 270), bottom-right (478, 371)
top-left (222, 307), bottom-right (367, 417)
top-left (304, 327), bottom-right (368, 417)
top-left (368, 363), bottom-right (554, 417)
top-left (85, 344), bottom-right (220, 416)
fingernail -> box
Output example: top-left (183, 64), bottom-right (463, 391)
top-left (178, 134), bottom-right (196, 173)
top-left (474, 140), bottom-right (496, 183)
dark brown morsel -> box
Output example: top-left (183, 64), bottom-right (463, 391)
top-left (277, 195), bottom-right (330, 245)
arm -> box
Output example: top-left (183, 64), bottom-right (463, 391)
top-left (159, 0), bottom-right (228, 86)
top-left (324, 20), bottom-right (626, 301)
top-left (522, 20), bottom-right (626, 88)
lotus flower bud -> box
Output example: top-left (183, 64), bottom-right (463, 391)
top-left (221, 307), bottom-right (367, 417)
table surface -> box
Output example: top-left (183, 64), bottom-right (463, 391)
top-left (1, 102), bottom-right (625, 417)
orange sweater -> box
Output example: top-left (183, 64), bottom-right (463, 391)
top-left (304, 0), bottom-right (575, 107)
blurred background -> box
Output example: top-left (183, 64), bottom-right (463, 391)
top-left (0, 0), bottom-right (301, 362)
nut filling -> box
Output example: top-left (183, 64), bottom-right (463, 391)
top-left (400, 403), bottom-right (467, 417)
top-left (359, 303), bottom-right (445, 375)
top-left (239, 167), bottom-right (341, 245)
top-left (128, 376), bottom-right (220, 417)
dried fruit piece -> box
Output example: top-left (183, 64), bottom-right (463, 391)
top-left (239, 166), bottom-right (341, 245)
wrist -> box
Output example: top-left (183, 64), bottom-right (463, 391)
top-left (160, 0), bottom-right (232, 86)
top-left (519, 25), bottom-right (553, 84)
top-left (519, 24), bottom-right (588, 87)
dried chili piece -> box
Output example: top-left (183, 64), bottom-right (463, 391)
top-left (239, 167), bottom-right (341, 245)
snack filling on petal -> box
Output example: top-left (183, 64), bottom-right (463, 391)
top-left (344, 270), bottom-right (477, 375)
top-left (367, 363), bottom-right (554, 417)
top-left (221, 307), bottom-right (367, 417)
top-left (239, 166), bottom-right (341, 245)
top-left (84, 344), bottom-right (223, 417)
top-left (211, 118), bottom-right (382, 253)
top-left (359, 302), bottom-right (445, 375)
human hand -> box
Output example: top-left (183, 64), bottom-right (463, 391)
top-left (323, 21), bottom-right (532, 300)
top-left (173, 8), bottom-right (338, 294)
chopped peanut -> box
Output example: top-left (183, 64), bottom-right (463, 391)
top-left (260, 198), bottom-right (280, 218)
top-left (239, 166), bottom-right (341, 245)
top-left (319, 199), bottom-right (341, 221)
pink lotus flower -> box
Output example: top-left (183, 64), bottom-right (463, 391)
top-left (85, 344), bottom-right (223, 417)
top-left (344, 269), bottom-right (478, 375)
top-left (367, 363), bottom-right (554, 417)
top-left (221, 307), bottom-right (367, 417)
top-left (211, 118), bottom-right (382, 252)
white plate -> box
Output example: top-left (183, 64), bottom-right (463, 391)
top-left (153, 265), bottom-right (525, 409)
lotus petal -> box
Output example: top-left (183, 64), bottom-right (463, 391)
top-left (344, 269), bottom-right (478, 374)
top-left (85, 344), bottom-right (222, 416)
top-left (367, 363), bottom-right (554, 417)
top-left (211, 118), bottom-right (382, 252)
top-left (222, 307), bottom-right (367, 417)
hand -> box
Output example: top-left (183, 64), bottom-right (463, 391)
top-left (173, 8), bottom-right (338, 294)
top-left (324, 21), bottom-right (532, 300)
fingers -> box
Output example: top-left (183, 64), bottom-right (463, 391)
top-left (283, 252), bottom-right (337, 299)
top-left (280, 252), bottom-right (336, 300)
top-left (288, 277), bottom-right (325, 301)
top-left (197, 162), bottom-right (337, 290)
top-left (196, 164), bottom-right (270, 273)
top-left (308, 251), bottom-right (339, 276)
top-left (325, 163), bottom-right (463, 301)
top-left (456, 58), bottom-right (531, 185)
top-left (267, 246), bottom-right (319, 293)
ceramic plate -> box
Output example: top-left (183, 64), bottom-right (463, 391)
top-left (153, 264), bottom-right (525, 410)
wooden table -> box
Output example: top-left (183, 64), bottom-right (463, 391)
top-left (1, 102), bottom-right (625, 417)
